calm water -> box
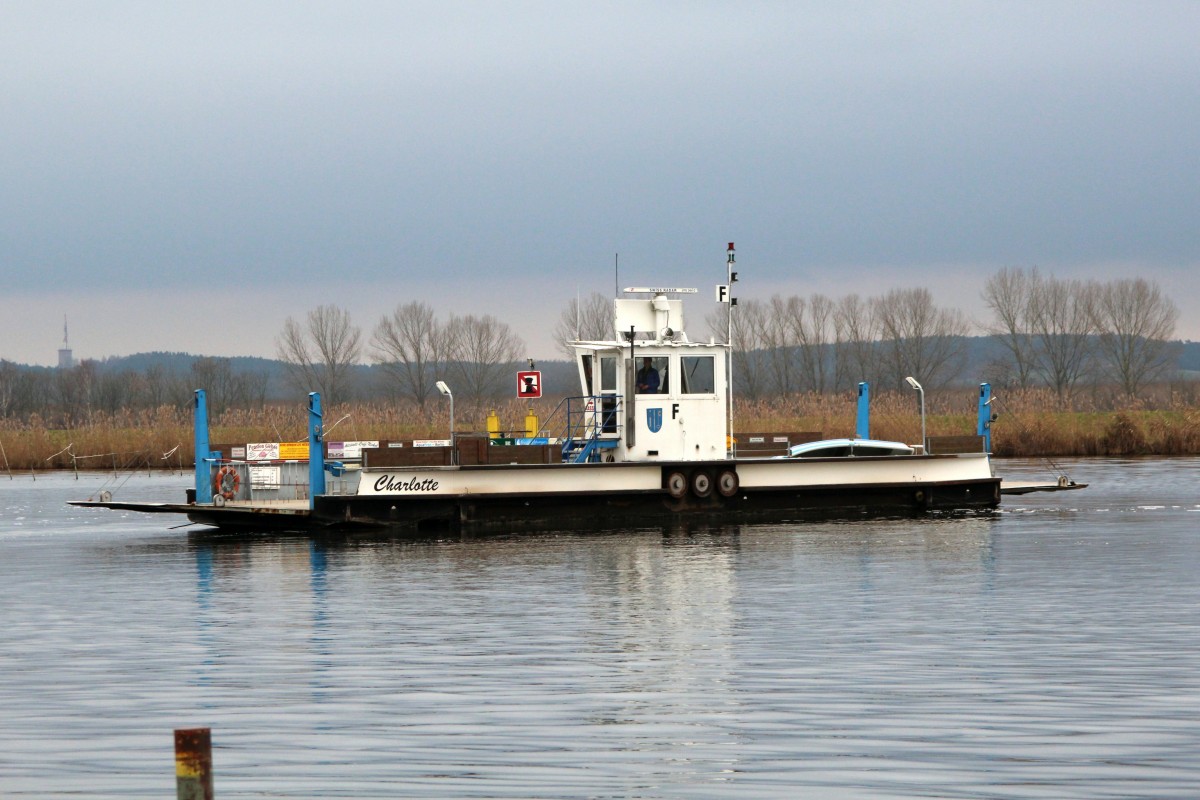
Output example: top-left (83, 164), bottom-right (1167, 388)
top-left (1, 458), bottom-right (1198, 799)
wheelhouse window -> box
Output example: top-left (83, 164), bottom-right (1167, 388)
top-left (580, 354), bottom-right (594, 395)
top-left (680, 356), bottom-right (715, 394)
top-left (599, 354), bottom-right (619, 433)
top-left (599, 355), bottom-right (618, 393)
top-left (636, 356), bottom-right (668, 394)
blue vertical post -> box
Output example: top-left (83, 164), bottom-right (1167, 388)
top-left (194, 390), bottom-right (213, 504)
top-left (977, 382), bottom-right (993, 453)
top-left (855, 382), bottom-right (870, 439)
top-left (308, 392), bottom-right (325, 509)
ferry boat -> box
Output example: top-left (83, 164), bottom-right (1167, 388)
top-left (77, 247), bottom-right (1081, 533)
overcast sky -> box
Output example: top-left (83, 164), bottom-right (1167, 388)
top-left (3, 1), bottom-right (1198, 367)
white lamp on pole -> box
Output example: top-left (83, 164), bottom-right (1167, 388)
top-left (905, 376), bottom-right (925, 452)
top-left (436, 380), bottom-right (454, 453)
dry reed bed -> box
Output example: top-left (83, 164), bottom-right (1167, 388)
top-left (2, 390), bottom-right (1199, 473)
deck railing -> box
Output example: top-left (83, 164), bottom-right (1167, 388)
top-left (561, 395), bottom-right (622, 463)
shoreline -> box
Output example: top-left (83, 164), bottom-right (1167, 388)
top-left (3, 397), bottom-right (1198, 473)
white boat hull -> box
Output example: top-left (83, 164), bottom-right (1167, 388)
top-left (317, 453), bottom-right (1000, 532)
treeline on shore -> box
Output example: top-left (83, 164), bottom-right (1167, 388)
top-left (4, 269), bottom-right (1197, 421)
top-left (2, 385), bottom-right (1198, 475)
top-left (3, 267), bottom-right (1198, 471)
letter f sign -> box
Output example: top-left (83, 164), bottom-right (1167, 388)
top-left (716, 284), bottom-right (730, 303)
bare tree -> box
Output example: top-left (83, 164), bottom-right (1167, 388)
top-left (832, 293), bottom-right (881, 389)
top-left (709, 298), bottom-right (770, 400)
top-left (874, 288), bottom-right (970, 389)
top-left (553, 292), bottom-right (613, 355)
top-left (140, 364), bottom-right (182, 410)
top-left (762, 295), bottom-right (798, 394)
top-left (371, 301), bottom-right (447, 409)
top-left (444, 314), bottom-right (525, 404)
top-left (239, 367), bottom-right (270, 409)
top-left (191, 356), bottom-right (260, 415)
top-left (0, 360), bottom-right (15, 419)
top-left (276, 305), bottom-right (362, 405)
top-left (94, 369), bottom-right (133, 414)
top-left (192, 357), bottom-right (231, 416)
top-left (1091, 278), bottom-right (1180, 396)
top-left (790, 293), bottom-right (835, 393)
top-left (982, 267), bottom-right (1039, 388)
top-left (1026, 274), bottom-right (1095, 399)
top-left (0, 363), bottom-right (47, 420)
top-left (55, 360), bottom-right (97, 424)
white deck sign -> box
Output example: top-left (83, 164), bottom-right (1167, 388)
top-left (327, 440), bottom-right (379, 459)
top-left (249, 465), bottom-right (281, 489)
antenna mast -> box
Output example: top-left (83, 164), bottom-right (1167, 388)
top-left (726, 243), bottom-right (736, 456)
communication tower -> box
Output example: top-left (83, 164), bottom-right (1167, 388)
top-left (57, 316), bottom-right (74, 369)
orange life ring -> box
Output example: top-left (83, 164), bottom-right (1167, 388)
top-left (214, 465), bottom-right (240, 500)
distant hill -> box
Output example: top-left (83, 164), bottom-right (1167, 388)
top-left (9, 338), bottom-right (1199, 401)
top-left (1176, 340), bottom-right (1200, 372)
top-left (95, 351), bottom-right (285, 376)
top-left (72, 352), bottom-right (583, 402)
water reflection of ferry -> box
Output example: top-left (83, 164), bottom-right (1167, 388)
top-left (76, 247), bottom-right (1081, 534)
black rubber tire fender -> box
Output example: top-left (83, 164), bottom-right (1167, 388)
top-left (666, 471), bottom-right (688, 499)
top-left (717, 468), bottom-right (739, 497)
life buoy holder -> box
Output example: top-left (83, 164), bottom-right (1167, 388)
top-left (717, 469), bottom-right (739, 498)
top-left (214, 465), bottom-right (240, 500)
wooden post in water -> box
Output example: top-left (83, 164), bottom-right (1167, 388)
top-left (175, 727), bottom-right (213, 800)
top-left (0, 436), bottom-right (11, 479)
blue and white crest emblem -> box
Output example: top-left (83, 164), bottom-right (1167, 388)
top-left (646, 407), bottom-right (663, 433)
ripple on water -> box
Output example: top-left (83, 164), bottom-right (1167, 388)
top-left (1, 462), bottom-right (1199, 798)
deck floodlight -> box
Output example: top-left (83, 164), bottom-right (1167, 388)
top-left (905, 377), bottom-right (926, 451)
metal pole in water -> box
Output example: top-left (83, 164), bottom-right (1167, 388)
top-left (174, 727), bottom-right (213, 800)
top-left (0, 436), bottom-right (12, 479)
top-left (308, 392), bottom-right (326, 507)
top-left (194, 390), bottom-right (212, 504)
top-left (977, 382), bottom-right (993, 453)
top-left (856, 382), bottom-right (870, 439)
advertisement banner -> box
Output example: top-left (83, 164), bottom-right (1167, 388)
top-left (245, 442), bottom-right (309, 461)
top-left (327, 440), bottom-right (379, 459)
top-left (246, 442), bottom-right (280, 461)
top-left (279, 442), bottom-right (309, 460)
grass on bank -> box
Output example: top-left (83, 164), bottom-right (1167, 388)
top-left (2, 388), bottom-right (1200, 473)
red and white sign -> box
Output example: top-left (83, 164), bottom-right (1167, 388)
top-left (517, 370), bottom-right (542, 398)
